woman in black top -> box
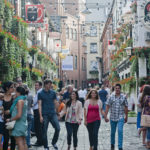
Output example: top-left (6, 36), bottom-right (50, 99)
top-left (2, 81), bottom-right (16, 150)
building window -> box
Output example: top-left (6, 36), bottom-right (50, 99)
top-left (90, 61), bottom-right (98, 71)
top-left (70, 28), bottom-right (73, 39)
top-left (66, 27), bottom-right (69, 39)
top-left (90, 26), bottom-right (97, 37)
top-left (75, 80), bottom-right (78, 89)
top-left (71, 80), bottom-right (74, 84)
top-left (67, 80), bottom-right (70, 85)
top-left (90, 43), bottom-right (97, 53)
top-left (73, 29), bottom-right (77, 41)
top-left (74, 55), bottom-right (77, 69)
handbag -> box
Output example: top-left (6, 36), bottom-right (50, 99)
top-left (141, 99), bottom-right (150, 127)
top-left (5, 120), bottom-right (16, 130)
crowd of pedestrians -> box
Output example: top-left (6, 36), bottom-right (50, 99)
top-left (1, 77), bottom-right (150, 150)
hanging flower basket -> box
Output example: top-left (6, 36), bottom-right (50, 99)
top-left (29, 46), bottom-right (38, 56)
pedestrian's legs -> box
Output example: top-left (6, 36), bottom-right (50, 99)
top-left (87, 122), bottom-right (94, 148)
top-left (42, 115), bottom-right (49, 148)
top-left (137, 112), bottom-right (141, 129)
top-left (93, 120), bottom-right (101, 150)
top-left (3, 127), bottom-right (9, 150)
top-left (72, 123), bottom-right (79, 148)
top-left (65, 122), bottom-right (73, 147)
top-left (110, 120), bottom-right (117, 146)
top-left (26, 114), bottom-right (33, 147)
top-left (50, 114), bottom-right (60, 145)
top-left (34, 109), bottom-right (43, 144)
top-left (11, 136), bottom-right (16, 150)
top-left (146, 128), bottom-right (150, 148)
top-left (117, 118), bottom-right (124, 149)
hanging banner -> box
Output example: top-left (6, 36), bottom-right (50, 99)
top-left (62, 56), bottom-right (73, 71)
top-left (25, 5), bottom-right (44, 23)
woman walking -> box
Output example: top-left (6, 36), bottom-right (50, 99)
top-left (84, 89), bottom-right (106, 150)
top-left (2, 81), bottom-right (16, 150)
top-left (6, 86), bottom-right (28, 150)
top-left (140, 85), bottom-right (150, 148)
top-left (59, 90), bottom-right (82, 150)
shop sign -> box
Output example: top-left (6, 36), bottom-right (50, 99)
top-left (26, 5), bottom-right (44, 23)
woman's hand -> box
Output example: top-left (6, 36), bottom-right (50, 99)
top-left (84, 120), bottom-right (87, 126)
top-left (78, 120), bottom-right (81, 125)
top-left (6, 118), bottom-right (11, 122)
top-left (5, 110), bottom-right (10, 115)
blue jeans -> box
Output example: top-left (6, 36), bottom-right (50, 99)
top-left (87, 120), bottom-right (101, 150)
top-left (102, 102), bottom-right (106, 111)
top-left (65, 122), bottom-right (79, 147)
top-left (42, 114), bottom-right (60, 148)
top-left (26, 114), bottom-right (33, 146)
top-left (147, 128), bottom-right (150, 141)
top-left (110, 118), bottom-right (124, 149)
top-left (137, 112), bottom-right (141, 129)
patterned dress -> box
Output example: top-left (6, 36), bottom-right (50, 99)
top-left (143, 96), bottom-right (150, 115)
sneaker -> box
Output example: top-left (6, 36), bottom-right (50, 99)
top-left (111, 144), bottom-right (114, 150)
top-left (44, 147), bottom-right (49, 150)
top-left (52, 144), bottom-right (58, 150)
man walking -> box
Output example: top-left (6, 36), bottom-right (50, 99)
top-left (98, 85), bottom-right (108, 111)
top-left (33, 81), bottom-right (43, 146)
top-left (105, 84), bottom-right (128, 150)
top-left (38, 80), bottom-right (60, 150)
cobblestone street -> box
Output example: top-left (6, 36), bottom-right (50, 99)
top-left (30, 119), bottom-right (145, 150)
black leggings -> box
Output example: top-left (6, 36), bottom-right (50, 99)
top-left (87, 120), bottom-right (100, 150)
top-left (3, 127), bottom-right (16, 150)
top-left (65, 122), bottom-right (79, 148)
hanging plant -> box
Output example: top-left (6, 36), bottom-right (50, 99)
top-left (29, 46), bottom-right (38, 56)
top-left (37, 52), bottom-right (45, 61)
top-left (130, 56), bottom-right (138, 76)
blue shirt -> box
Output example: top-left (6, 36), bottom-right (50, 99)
top-left (99, 89), bottom-right (108, 102)
top-left (38, 89), bottom-right (56, 115)
top-left (63, 91), bottom-right (71, 101)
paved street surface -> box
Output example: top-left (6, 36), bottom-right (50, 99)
top-left (30, 120), bottom-right (146, 150)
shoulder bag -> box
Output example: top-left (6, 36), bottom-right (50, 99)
top-left (141, 99), bottom-right (150, 127)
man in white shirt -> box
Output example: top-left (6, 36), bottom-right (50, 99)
top-left (78, 87), bottom-right (86, 107)
top-left (32, 81), bottom-right (43, 146)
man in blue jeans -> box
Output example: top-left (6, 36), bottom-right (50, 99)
top-left (105, 84), bottom-right (128, 150)
top-left (38, 79), bottom-right (60, 150)
top-left (99, 85), bottom-right (108, 111)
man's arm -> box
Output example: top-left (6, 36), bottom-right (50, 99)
top-left (124, 106), bottom-right (128, 123)
top-left (38, 100), bottom-right (43, 123)
top-left (54, 99), bottom-right (59, 113)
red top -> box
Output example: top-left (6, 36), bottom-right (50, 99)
top-left (87, 104), bottom-right (101, 123)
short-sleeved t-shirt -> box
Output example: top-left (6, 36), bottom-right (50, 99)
top-left (38, 89), bottom-right (56, 115)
